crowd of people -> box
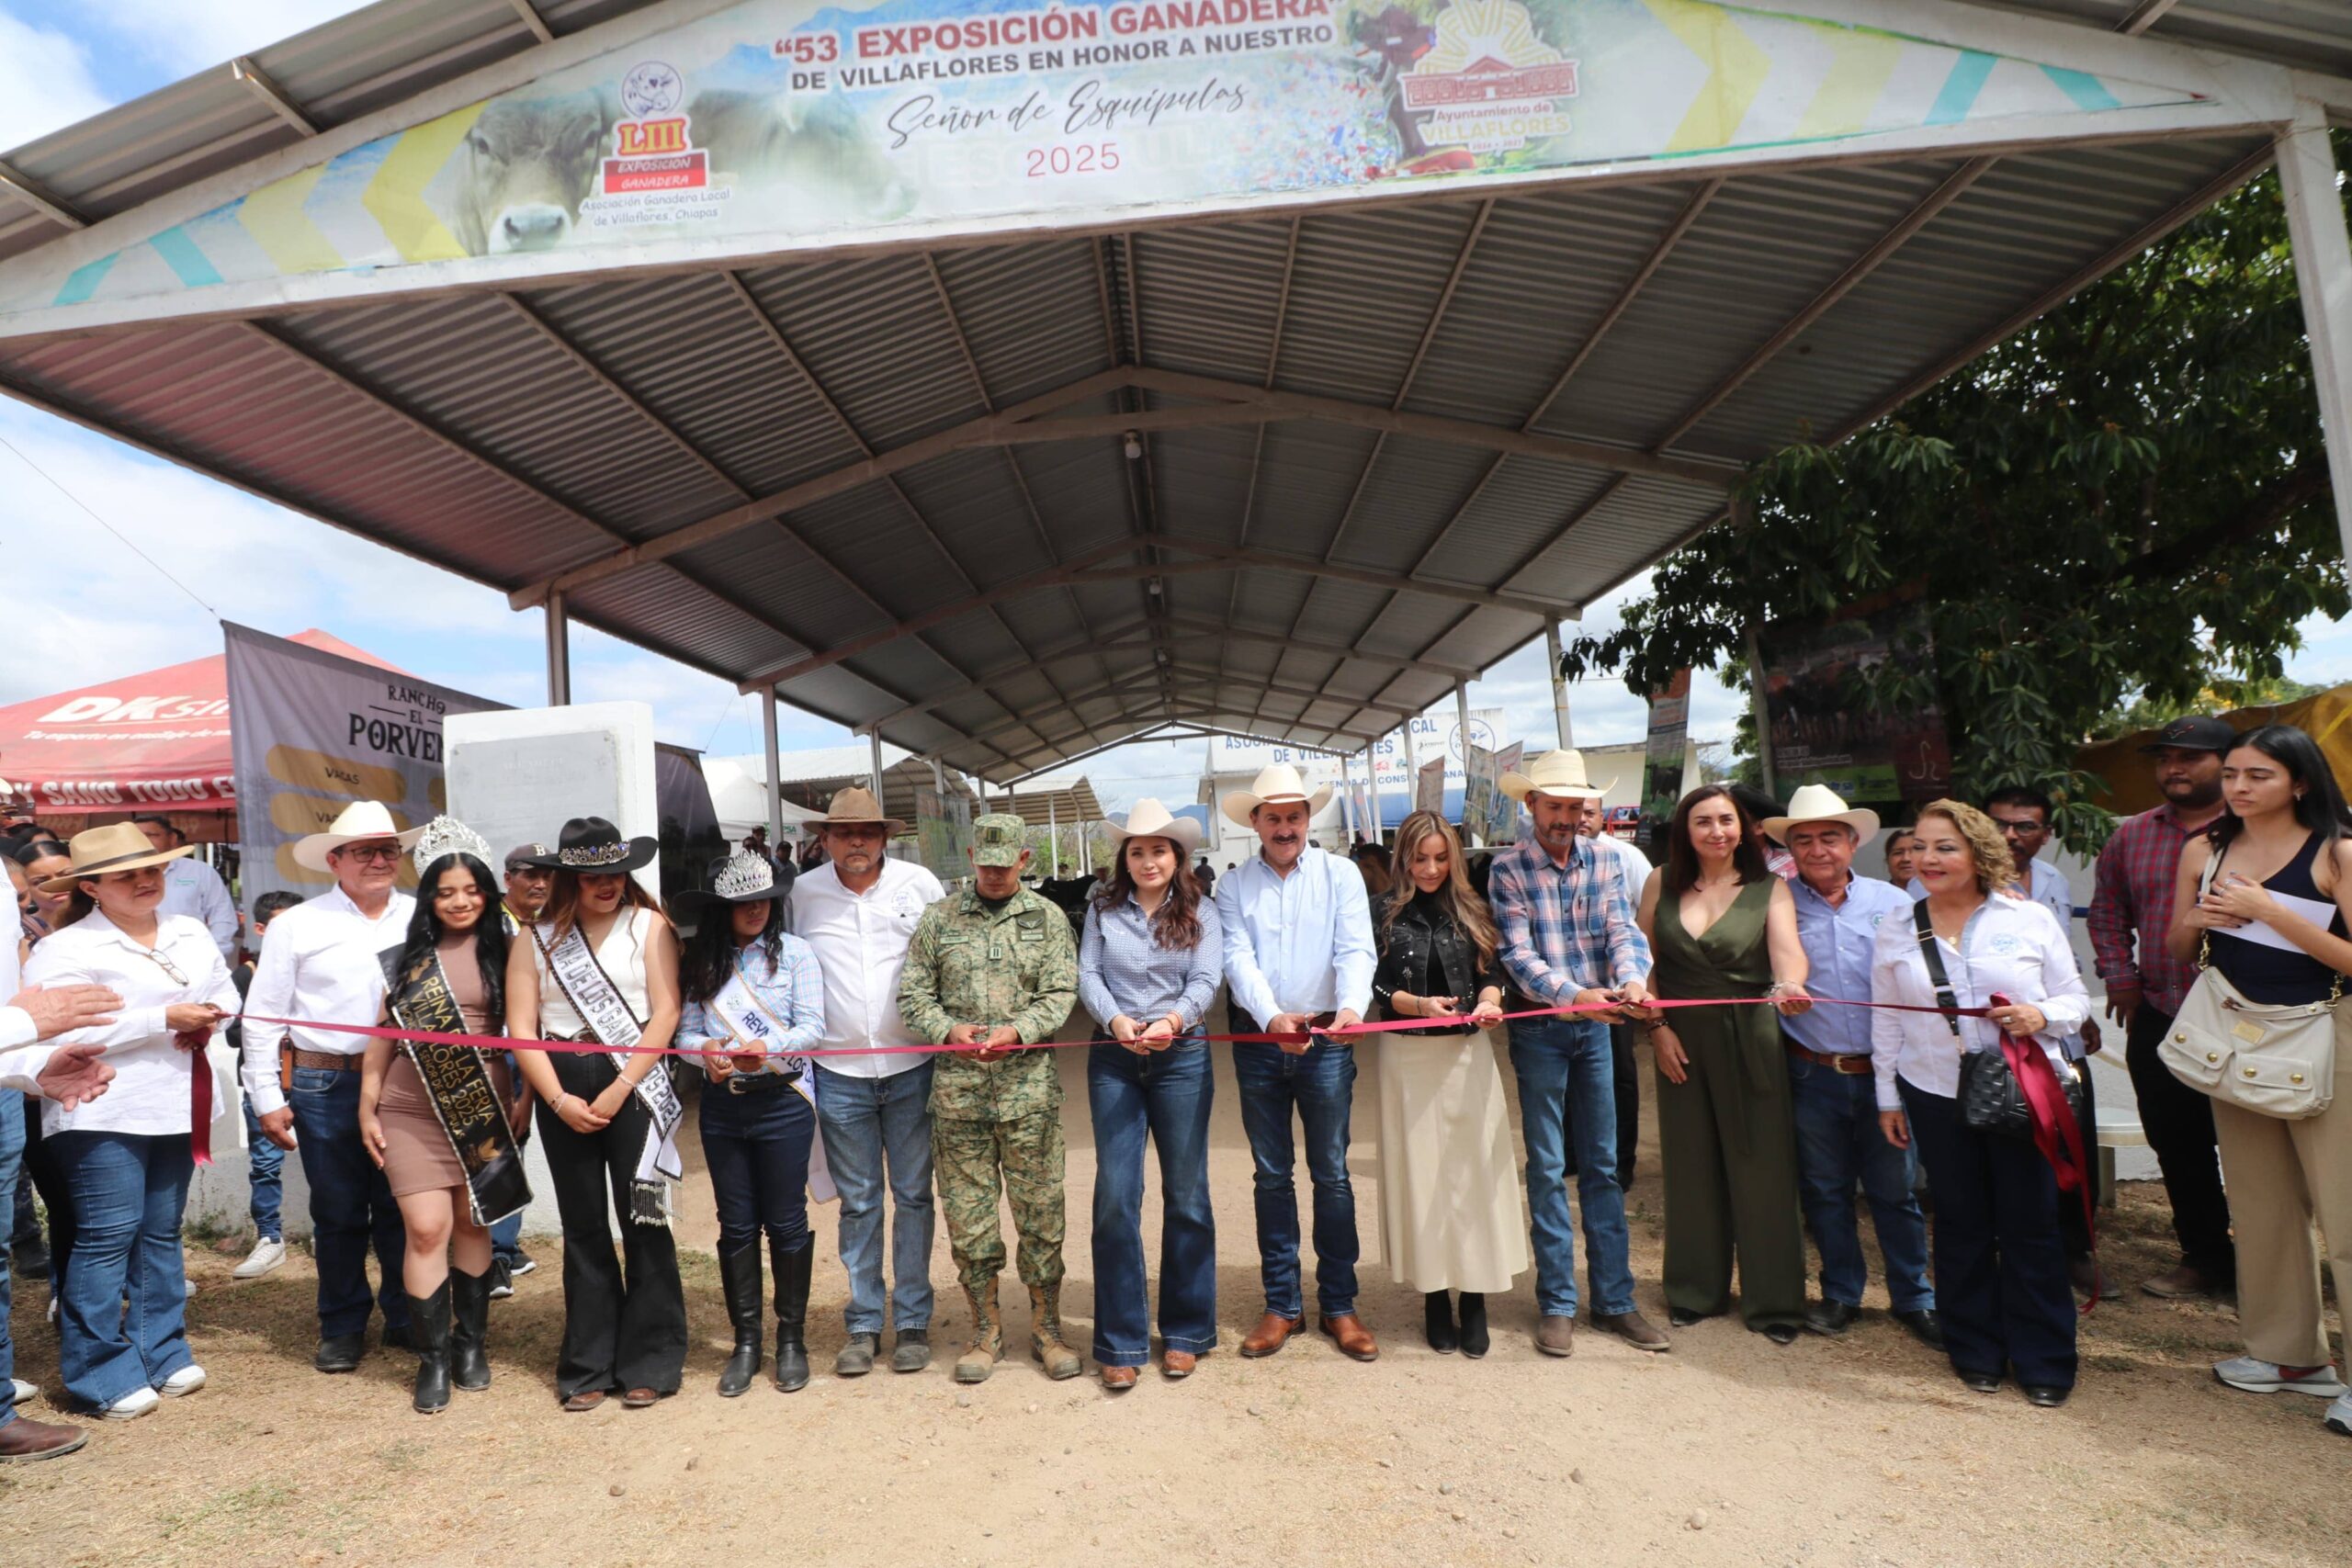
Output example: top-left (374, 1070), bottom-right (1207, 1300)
top-left (0, 714), bottom-right (2348, 1461)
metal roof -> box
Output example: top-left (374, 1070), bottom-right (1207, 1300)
top-left (0, 0), bottom-right (2329, 784)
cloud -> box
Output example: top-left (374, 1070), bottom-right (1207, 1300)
top-left (0, 11), bottom-right (111, 150)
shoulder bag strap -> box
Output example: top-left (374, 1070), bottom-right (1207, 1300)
top-left (2195, 843), bottom-right (2224, 972)
top-left (1912, 900), bottom-right (1962, 1039)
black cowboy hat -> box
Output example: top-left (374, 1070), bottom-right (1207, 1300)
top-left (524, 816), bottom-right (657, 873)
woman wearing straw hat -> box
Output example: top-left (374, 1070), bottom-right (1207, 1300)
top-left (23, 822), bottom-right (238, 1418)
top-left (676, 850), bottom-right (825, 1398)
top-left (1079, 799), bottom-right (1222, 1390)
top-left (503, 818), bottom-right (688, 1412)
top-left (1372, 809), bottom-right (1527, 1358)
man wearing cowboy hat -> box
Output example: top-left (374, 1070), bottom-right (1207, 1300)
top-left (1767, 786), bottom-right (1940, 1348)
top-left (1488, 749), bottom-right (1668, 1357)
top-left (240, 800), bottom-right (425, 1373)
top-left (1211, 762), bottom-right (1380, 1362)
top-left (787, 786), bottom-right (947, 1377)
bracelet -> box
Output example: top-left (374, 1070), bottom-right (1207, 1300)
top-left (1765, 980), bottom-right (1799, 998)
top-left (553, 1092), bottom-right (573, 1114)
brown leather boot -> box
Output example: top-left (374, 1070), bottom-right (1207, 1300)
top-left (0, 1415), bottom-right (87, 1462)
top-left (1318, 1313), bottom-right (1379, 1362)
top-left (1029, 1284), bottom-right (1083, 1381)
top-left (955, 1279), bottom-right (1003, 1385)
top-left (1238, 1313), bottom-right (1303, 1358)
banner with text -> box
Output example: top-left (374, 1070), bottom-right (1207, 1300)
top-left (225, 623), bottom-right (504, 909)
top-left (1636, 666), bottom-right (1690, 857)
top-left (1757, 603), bottom-right (1950, 807)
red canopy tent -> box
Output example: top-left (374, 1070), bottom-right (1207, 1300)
top-left (0, 630), bottom-right (402, 828)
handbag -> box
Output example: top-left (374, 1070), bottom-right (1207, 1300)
top-left (1912, 903), bottom-right (2085, 1143)
top-left (2157, 852), bottom-right (2342, 1119)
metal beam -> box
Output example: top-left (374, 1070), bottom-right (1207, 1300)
top-left (231, 57), bottom-right (319, 136)
top-left (868, 630), bottom-right (1161, 728)
top-left (1158, 615), bottom-right (1477, 682)
top-left (2118, 0), bottom-right (2180, 34)
top-left (505, 0), bottom-right (556, 42)
top-left (1152, 534), bottom-right (1577, 622)
top-left (0, 161), bottom-right (85, 231)
top-left (1165, 662), bottom-right (1421, 726)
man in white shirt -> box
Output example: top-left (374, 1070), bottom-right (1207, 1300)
top-left (1213, 764), bottom-right (1378, 1362)
top-left (787, 787), bottom-right (946, 1378)
top-left (239, 801), bottom-right (421, 1373)
top-left (135, 818), bottom-right (238, 961)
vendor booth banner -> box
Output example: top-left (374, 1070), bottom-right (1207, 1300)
top-left (1637, 665), bottom-right (1690, 854)
top-left (1757, 602), bottom-right (1950, 807)
top-left (913, 783), bottom-right (973, 880)
top-left (224, 623), bottom-right (503, 907)
top-left (0, 0), bottom-right (2223, 319)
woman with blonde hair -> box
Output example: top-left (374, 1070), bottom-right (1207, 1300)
top-left (1371, 810), bottom-right (1527, 1357)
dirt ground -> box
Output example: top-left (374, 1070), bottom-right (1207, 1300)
top-left (6, 1015), bottom-right (2349, 1568)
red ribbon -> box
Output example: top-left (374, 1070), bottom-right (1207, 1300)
top-left (175, 1025), bottom-right (213, 1168)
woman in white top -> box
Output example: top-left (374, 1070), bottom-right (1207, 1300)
top-left (1871, 800), bottom-right (2087, 1408)
top-left (24, 823), bottom-right (236, 1420)
top-left (503, 818), bottom-right (686, 1413)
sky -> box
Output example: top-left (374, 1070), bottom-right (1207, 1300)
top-left (0, 1), bottom-right (2346, 817)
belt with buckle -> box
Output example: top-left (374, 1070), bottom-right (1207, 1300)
top-left (726, 1069), bottom-right (797, 1095)
top-left (1784, 1040), bottom-right (1873, 1076)
top-left (288, 1049), bottom-right (363, 1072)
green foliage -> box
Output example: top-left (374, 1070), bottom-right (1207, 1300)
top-left (1566, 152), bottom-right (2348, 852)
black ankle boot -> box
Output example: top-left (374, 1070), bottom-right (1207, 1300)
top-left (408, 1280), bottom-right (451, 1414)
top-left (1424, 1291), bottom-right (1458, 1354)
top-left (448, 1267), bottom-right (492, 1392)
top-left (770, 1236), bottom-right (813, 1393)
top-left (1458, 1292), bottom-right (1489, 1359)
top-left (717, 1241), bottom-right (763, 1398)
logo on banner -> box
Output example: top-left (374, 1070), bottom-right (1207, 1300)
top-left (1402, 0), bottom-right (1577, 154)
top-left (580, 60), bottom-right (728, 231)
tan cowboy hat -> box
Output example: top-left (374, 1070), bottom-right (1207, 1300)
top-left (292, 800), bottom-right (427, 873)
top-left (1105, 797), bottom-right (1204, 855)
top-left (816, 784), bottom-right (905, 834)
top-left (1760, 784), bottom-right (1881, 844)
top-left (1221, 763), bottom-right (1333, 829)
top-left (1499, 749), bottom-right (1613, 802)
top-left (39, 821), bottom-right (195, 894)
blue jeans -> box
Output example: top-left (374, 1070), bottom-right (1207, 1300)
top-left (8, 1096), bottom-right (35, 1249)
top-left (1089, 1041), bottom-right (1217, 1365)
top-left (814, 1060), bottom-right (935, 1335)
top-left (1508, 1016), bottom-right (1635, 1319)
top-left (241, 1092), bottom-right (283, 1242)
top-left (287, 1066), bottom-right (407, 1337)
top-left (1788, 1056), bottom-right (1933, 1313)
top-left (1230, 1037), bottom-right (1358, 1320)
top-left (701, 1079), bottom-right (816, 1254)
top-left (53, 1130), bottom-right (195, 1409)
top-left (0, 1095), bottom-right (21, 1430)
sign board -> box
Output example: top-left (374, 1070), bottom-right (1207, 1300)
top-left (1758, 602), bottom-right (1951, 807)
top-left (1415, 757), bottom-right (1445, 813)
top-left (445, 702), bottom-right (665, 903)
top-left (913, 783), bottom-right (972, 881)
top-left (1638, 667), bottom-right (1691, 855)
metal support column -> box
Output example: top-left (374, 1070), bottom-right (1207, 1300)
top-left (1401, 713), bottom-right (1422, 817)
top-left (2278, 105), bottom-right (2352, 565)
top-left (761, 690), bottom-right (783, 850)
top-left (1340, 751), bottom-right (1358, 846)
top-left (868, 731), bottom-right (887, 814)
top-left (544, 590), bottom-right (571, 706)
top-left (1046, 795), bottom-right (1059, 876)
top-left (1371, 743), bottom-right (1388, 846)
top-left (1544, 621), bottom-right (1572, 750)
top-left (1454, 682), bottom-right (1475, 837)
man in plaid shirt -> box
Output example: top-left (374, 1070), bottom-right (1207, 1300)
top-left (2086, 715), bottom-right (2235, 1300)
top-left (1488, 750), bottom-right (1667, 1359)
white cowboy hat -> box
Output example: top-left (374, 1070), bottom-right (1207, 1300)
top-left (1498, 749), bottom-right (1613, 802)
top-left (36, 821), bottom-right (194, 895)
top-left (1221, 763), bottom-right (1333, 829)
top-left (292, 800), bottom-right (427, 873)
top-left (1760, 784), bottom-right (1882, 845)
top-left (1105, 797), bottom-right (1204, 855)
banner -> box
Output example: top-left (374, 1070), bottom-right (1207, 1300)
top-left (1637, 667), bottom-right (1691, 857)
top-left (1463, 739), bottom-right (1525, 847)
top-left (912, 783), bottom-right (971, 880)
top-left (225, 623), bottom-right (503, 908)
top-left (1757, 602), bottom-right (1950, 807)
top-left (0, 0), bottom-right (2220, 323)
top-left (1415, 756), bottom-right (1444, 813)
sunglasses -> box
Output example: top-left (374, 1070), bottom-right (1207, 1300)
top-left (336, 843), bottom-right (404, 864)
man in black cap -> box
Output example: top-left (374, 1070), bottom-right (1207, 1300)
top-left (2086, 716), bottom-right (2237, 1300)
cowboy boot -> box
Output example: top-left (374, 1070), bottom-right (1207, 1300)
top-left (448, 1267), bottom-right (492, 1393)
top-left (407, 1279), bottom-right (451, 1415)
top-left (1029, 1283), bottom-right (1083, 1382)
top-left (769, 1235), bottom-right (813, 1393)
top-left (955, 1278), bottom-right (1003, 1385)
top-left (716, 1240), bottom-right (763, 1398)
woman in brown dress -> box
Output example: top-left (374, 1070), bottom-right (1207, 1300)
top-left (359, 818), bottom-right (531, 1413)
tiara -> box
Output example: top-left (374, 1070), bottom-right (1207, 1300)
top-left (412, 816), bottom-right (493, 875)
top-left (711, 851), bottom-right (775, 899)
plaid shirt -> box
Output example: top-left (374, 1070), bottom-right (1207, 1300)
top-left (2087, 803), bottom-right (2210, 1014)
top-left (1488, 837), bottom-right (1651, 1004)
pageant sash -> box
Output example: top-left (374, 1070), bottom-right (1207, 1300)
top-left (537, 919), bottom-right (684, 1225)
top-left (707, 953), bottom-right (836, 1204)
top-left (385, 946), bottom-right (531, 1228)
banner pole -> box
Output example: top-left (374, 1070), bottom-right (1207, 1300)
top-left (762, 690), bottom-right (783, 850)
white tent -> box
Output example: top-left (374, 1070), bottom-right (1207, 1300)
top-left (702, 757), bottom-right (826, 844)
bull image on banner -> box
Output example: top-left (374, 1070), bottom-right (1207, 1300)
top-left (224, 623), bottom-right (504, 910)
top-left (1757, 603), bottom-right (1951, 807)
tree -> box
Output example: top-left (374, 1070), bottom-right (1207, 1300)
top-left (1566, 148), bottom-right (2348, 851)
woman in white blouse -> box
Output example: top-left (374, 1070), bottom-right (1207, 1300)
top-left (1871, 801), bottom-right (2087, 1408)
top-left (24, 823), bottom-right (236, 1420)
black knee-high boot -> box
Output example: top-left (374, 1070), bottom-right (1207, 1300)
top-left (449, 1267), bottom-right (492, 1392)
top-left (717, 1240), bottom-right (764, 1398)
top-left (771, 1235), bottom-right (812, 1393)
top-left (409, 1279), bottom-right (452, 1414)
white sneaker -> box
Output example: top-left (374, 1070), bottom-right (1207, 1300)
top-left (2328, 1393), bottom-right (2352, 1437)
top-left (233, 1237), bottom-right (287, 1279)
top-left (160, 1365), bottom-right (206, 1398)
top-left (2214, 1356), bottom-right (2346, 1397)
top-left (6, 1378), bottom-right (35, 1404)
top-left (101, 1386), bottom-right (159, 1420)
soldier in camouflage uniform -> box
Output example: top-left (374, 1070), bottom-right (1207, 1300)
top-left (898, 815), bottom-right (1080, 1383)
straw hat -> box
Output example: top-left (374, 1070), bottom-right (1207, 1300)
top-left (38, 821), bottom-right (195, 894)
top-left (292, 800), bottom-right (427, 873)
top-left (1105, 797), bottom-right (1203, 855)
top-left (1759, 784), bottom-right (1881, 844)
top-left (814, 785), bottom-right (905, 834)
top-left (1498, 749), bottom-right (1613, 802)
top-left (1221, 763), bottom-right (1332, 828)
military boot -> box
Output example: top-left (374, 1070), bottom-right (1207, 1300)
top-left (1029, 1283), bottom-right (1083, 1381)
top-left (955, 1278), bottom-right (1003, 1385)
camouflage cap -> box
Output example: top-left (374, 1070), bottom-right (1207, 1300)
top-left (971, 814), bottom-right (1028, 868)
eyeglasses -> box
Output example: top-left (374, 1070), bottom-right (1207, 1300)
top-left (1990, 819), bottom-right (2047, 837)
top-left (336, 844), bottom-right (403, 864)
top-left (139, 946), bottom-right (188, 987)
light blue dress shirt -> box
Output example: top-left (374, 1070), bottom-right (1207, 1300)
top-left (1784, 873), bottom-right (1915, 1055)
top-left (1212, 848), bottom-right (1375, 1027)
top-left (1079, 893), bottom-right (1224, 1032)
